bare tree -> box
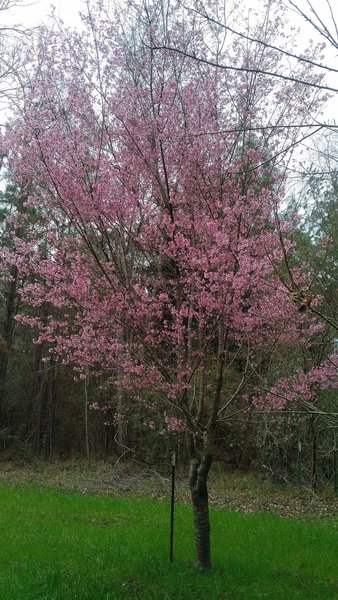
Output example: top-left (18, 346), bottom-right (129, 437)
top-left (0, 0), bottom-right (32, 120)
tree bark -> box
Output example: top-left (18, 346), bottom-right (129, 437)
top-left (189, 427), bottom-right (216, 569)
top-left (310, 417), bottom-right (317, 491)
top-left (84, 373), bottom-right (90, 460)
top-left (189, 452), bottom-right (212, 569)
top-left (0, 265), bottom-right (19, 423)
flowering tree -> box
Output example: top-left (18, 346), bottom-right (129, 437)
top-left (3, 0), bottom-right (335, 569)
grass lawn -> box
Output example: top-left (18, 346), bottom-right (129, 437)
top-left (0, 481), bottom-right (337, 599)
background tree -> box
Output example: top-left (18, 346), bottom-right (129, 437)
top-left (0, 0), bottom-right (33, 118)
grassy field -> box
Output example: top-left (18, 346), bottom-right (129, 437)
top-left (0, 481), bottom-right (337, 599)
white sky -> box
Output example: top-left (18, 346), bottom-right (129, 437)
top-left (1, 0), bottom-right (337, 43)
top-left (1, 0), bottom-right (84, 28)
top-left (1, 1), bottom-right (337, 55)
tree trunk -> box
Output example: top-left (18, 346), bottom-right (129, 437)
top-left (47, 362), bottom-right (57, 457)
top-left (116, 387), bottom-right (128, 447)
top-left (188, 327), bottom-right (226, 569)
top-left (0, 265), bottom-right (19, 423)
top-left (310, 418), bottom-right (317, 491)
top-left (84, 373), bottom-right (90, 460)
top-left (189, 451), bottom-right (213, 569)
top-left (37, 370), bottom-right (49, 456)
top-left (35, 355), bottom-right (57, 458)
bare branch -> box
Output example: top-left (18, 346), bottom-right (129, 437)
top-left (149, 43), bottom-right (338, 93)
top-left (287, 0), bottom-right (338, 50)
top-left (185, 2), bottom-right (338, 74)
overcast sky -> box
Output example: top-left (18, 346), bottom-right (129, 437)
top-left (2, 0), bottom-right (338, 52)
top-left (3, 1), bottom-right (337, 67)
top-left (1, 0), bottom-right (337, 41)
top-left (2, 0), bottom-right (84, 28)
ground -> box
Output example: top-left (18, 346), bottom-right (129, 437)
top-left (0, 458), bottom-right (336, 519)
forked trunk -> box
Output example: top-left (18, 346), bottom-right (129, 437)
top-left (188, 325), bottom-right (225, 569)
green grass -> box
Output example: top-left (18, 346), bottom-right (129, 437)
top-left (0, 481), bottom-right (337, 599)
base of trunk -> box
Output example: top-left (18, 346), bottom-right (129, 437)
top-left (191, 489), bottom-right (211, 569)
top-left (189, 456), bottom-right (212, 569)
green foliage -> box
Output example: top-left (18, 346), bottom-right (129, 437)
top-left (0, 482), bottom-right (336, 599)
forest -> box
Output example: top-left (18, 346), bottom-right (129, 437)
top-left (0, 0), bottom-right (337, 571)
